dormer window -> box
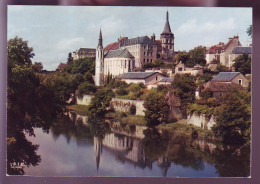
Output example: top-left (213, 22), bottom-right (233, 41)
top-left (238, 79), bottom-right (242, 85)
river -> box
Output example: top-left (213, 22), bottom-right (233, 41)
top-left (21, 112), bottom-right (250, 177)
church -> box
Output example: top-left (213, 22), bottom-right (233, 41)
top-left (95, 11), bottom-right (175, 86)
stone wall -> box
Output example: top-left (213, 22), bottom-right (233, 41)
top-left (187, 113), bottom-right (216, 130)
top-left (76, 95), bottom-right (145, 116)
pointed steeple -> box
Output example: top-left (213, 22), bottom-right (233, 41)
top-left (162, 11), bottom-right (172, 34)
top-left (98, 29), bottom-right (103, 47)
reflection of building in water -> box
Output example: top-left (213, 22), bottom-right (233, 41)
top-left (93, 132), bottom-right (149, 172)
top-left (94, 136), bottom-right (102, 173)
top-left (157, 157), bottom-right (171, 177)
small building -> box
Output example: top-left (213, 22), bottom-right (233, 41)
top-left (73, 48), bottom-right (96, 60)
top-left (116, 72), bottom-right (164, 85)
top-left (196, 72), bottom-right (249, 99)
top-left (158, 77), bottom-right (174, 85)
top-left (211, 72), bottom-right (249, 88)
top-left (229, 46), bottom-right (252, 68)
top-left (174, 62), bottom-right (203, 76)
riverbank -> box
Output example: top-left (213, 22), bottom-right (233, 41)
top-left (67, 104), bottom-right (216, 141)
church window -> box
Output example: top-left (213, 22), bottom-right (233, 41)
top-left (147, 59), bottom-right (149, 63)
top-left (151, 59), bottom-right (152, 62)
top-left (144, 52), bottom-right (145, 56)
top-left (144, 58), bottom-right (145, 63)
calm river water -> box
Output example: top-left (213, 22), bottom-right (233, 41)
top-left (23, 112), bottom-right (250, 177)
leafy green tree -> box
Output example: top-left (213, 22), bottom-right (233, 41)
top-left (7, 37), bottom-right (64, 174)
top-left (212, 88), bottom-right (251, 144)
top-left (83, 71), bottom-right (94, 84)
top-left (32, 62), bottom-right (43, 73)
top-left (67, 52), bottom-right (73, 64)
top-left (64, 57), bottom-right (95, 75)
top-left (78, 82), bottom-right (97, 98)
top-left (247, 25), bottom-right (252, 38)
top-left (87, 88), bottom-right (115, 118)
top-left (216, 63), bottom-right (230, 72)
top-left (153, 59), bottom-right (165, 67)
top-left (233, 54), bottom-right (251, 75)
top-left (189, 46), bottom-right (206, 67)
top-left (115, 87), bottom-right (129, 96)
top-left (172, 74), bottom-right (197, 108)
top-left (143, 90), bottom-right (169, 126)
top-left (174, 51), bottom-right (190, 65)
top-left (143, 62), bottom-right (155, 69)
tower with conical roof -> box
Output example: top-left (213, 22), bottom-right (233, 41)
top-left (95, 29), bottom-right (104, 86)
top-left (160, 11), bottom-right (174, 60)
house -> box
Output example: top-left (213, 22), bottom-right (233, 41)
top-left (116, 72), bottom-right (164, 85)
top-left (174, 62), bottom-right (203, 76)
top-left (158, 77), bottom-right (174, 85)
top-left (228, 46), bottom-right (252, 68)
top-left (206, 36), bottom-right (242, 67)
top-left (72, 48), bottom-right (96, 60)
top-left (196, 72), bottom-right (249, 99)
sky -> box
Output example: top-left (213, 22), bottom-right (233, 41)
top-left (8, 6), bottom-right (252, 71)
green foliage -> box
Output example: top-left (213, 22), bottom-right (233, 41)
top-left (87, 88), bottom-right (115, 118)
top-left (247, 25), bottom-right (252, 38)
top-left (83, 71), bottom-right (94, 84)
top-left (212, 89), bottom-right (251, 144)
top-left (175, 51), bottom-right (190, 65)
top-left (115, 87), bottom-right (129, 96)
top-left (143, 90), bottom-right (170, 126)
top-left (7, 37), bottom-right (64, 174)
top-left (67, 52), bottom-right (73, 64)
top-left (153, 59), bottom-right (165, 67)
top-left (77, 82), bottom-right (97, 98)
top-left (32, 62), bottom-right (43, 73)
top-left (189, 46), bottom-right (206, 67)
top-left (64, 57), bottom-right (95, 75)
top-left (143, 62), bottom-right (155, 69)
top-left (172, 74), bottom-right (197, 108)
top-left (129, 104), bottom-right (136, 115)
top-left (197, 73), bottom-right (213, 83)
top-left (105, 78), bottom-right (128, 89)
top-left (216, 64), bottom-right (230, 72)
top-left (233, 54), bottom-right (251, 75)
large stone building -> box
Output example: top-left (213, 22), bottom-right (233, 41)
top-left (205, 36), bottom-right (243, 67)
top-left (95, 11), bottom-right (175, 86)
top-left (72, 48), bottom-right (95, 60)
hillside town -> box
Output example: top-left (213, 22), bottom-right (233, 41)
top-left (7, 8), bottom-right (252, 177)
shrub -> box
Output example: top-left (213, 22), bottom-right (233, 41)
top-left (129, 104), bottom-right (136, 115)
top-left (115, 87), bottom-right (129, 96)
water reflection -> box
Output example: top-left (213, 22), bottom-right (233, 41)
top-left (18, 112), bottom-right (250, 177)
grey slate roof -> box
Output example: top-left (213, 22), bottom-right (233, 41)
top-left (232, 46), bottom-right (252, 54)
top-left (159, 77), bottom-right (174, 83)
top-left (116, 72), bottom-right (160, 79)
top-left (120, 36), bottom-right (156, 47)
top-left (105, 49), bottom-right (134, 59)
top-left (78, 48), bottom-right (96, 54)
top-left (211, 72), bottom-right (240, 82)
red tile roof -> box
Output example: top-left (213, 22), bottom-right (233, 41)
top-left (104, 42), bottom-right (120, 52)
top-left (203, 81), bottom-right (242, 92)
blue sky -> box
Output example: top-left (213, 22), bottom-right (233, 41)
top-left (8, 6), bottom-right (252, 70)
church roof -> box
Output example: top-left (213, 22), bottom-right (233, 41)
top-left (232, 46), bottom-right (252, 54)
top-left (161, 11), bottom-right (173, 35)
top-left (120, 36), bottom-right (156, 47)
top-left (211, 72), bottom-right (240, 82)
top-left (116, 72), bottom-right (160, 79)
top-left (105, 49), bottom-right (134, 58)
top-left (104, 42), bottom-right (120, 51)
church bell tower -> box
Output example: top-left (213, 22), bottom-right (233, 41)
top-left (95, 29), bottom-right (104, 86)
top-left (160, 11), bottom-right (174, 60)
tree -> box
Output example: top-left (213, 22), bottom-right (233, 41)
top-left (7, 37), bottom-right (64, 174)
top-left (172, 74), bottom-right (197, 108)
top-left (32, 62), bottom-right (43, 73)
top-left (153, 59), bottom-right (165, 67)
top-left (77, 82), bottom-right (97, 98)
top-left (174, 51), bottom-right (190, 65)
top-left (189, 46), bottom-right (206, 67)
top-left (67, 52), bottom-right (73, 64)
top-left (247, 25), bottom-right (252, 38)
top-left (212, 88), bottom-right (251, 144)
top-left (216, 63), bottom-right (230, 72)
top-left (143, 62), bottom-right (155, 69)
top-left (87, 88), bottom-right (115, 118)
top-left (143, 90), bottom-right (169, 126)
top-left (233, 54), bottom-right (251, 75)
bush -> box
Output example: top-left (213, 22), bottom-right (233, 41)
top-left (77, 82), bottom-right (97, 98)
top-left (115, 87), bottom-right (129, 96)
top-left (129, 104), bottom-right (136, 115)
